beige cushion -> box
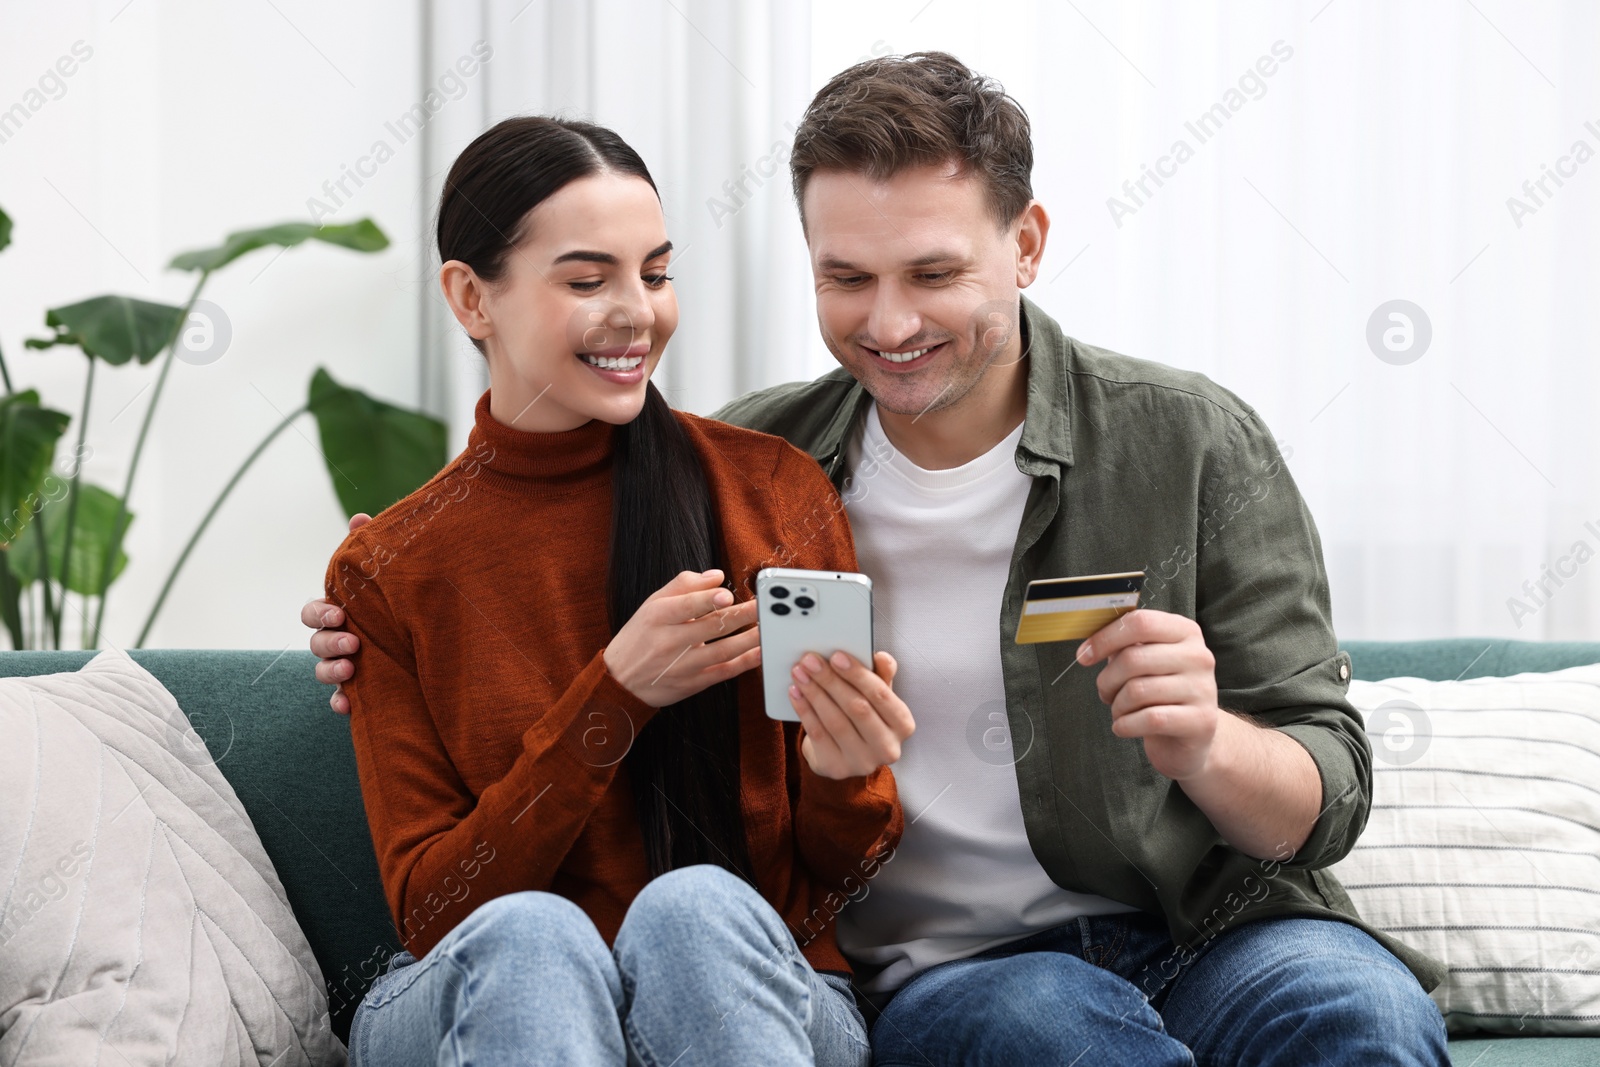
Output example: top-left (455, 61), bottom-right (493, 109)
top-left (0, 650), bottom-right (345, 1064)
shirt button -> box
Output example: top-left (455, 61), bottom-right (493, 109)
top-left (1338, 661), bottom-right (1350, 680)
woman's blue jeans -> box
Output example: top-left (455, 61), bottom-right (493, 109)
top-left (349, 865), bottom-right (869, 1067)
top-left (868, 908), bottom-right (1450, 1066)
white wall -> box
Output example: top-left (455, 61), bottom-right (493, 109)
top-left (0, 0), bottom-right (431, 650)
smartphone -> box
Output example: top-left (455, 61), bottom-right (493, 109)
top-left (756, 567), bottom-right (874, 722)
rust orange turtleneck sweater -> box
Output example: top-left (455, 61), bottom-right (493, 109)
top-left (324, 389), bottom-right (902, 972)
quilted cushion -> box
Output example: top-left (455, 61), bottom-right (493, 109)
top-left (0, 649), bottom-right (345, 1064)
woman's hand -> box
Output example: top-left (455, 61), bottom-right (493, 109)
top-left (603, 569), bottom-right (761, 708)
top-left (790, 651), bottom-right (915, 779)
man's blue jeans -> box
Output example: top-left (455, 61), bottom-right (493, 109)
top-left (869, 909), bottom-right (1449, 1066)
top-left (349, 865), bottom-right (870, 1067)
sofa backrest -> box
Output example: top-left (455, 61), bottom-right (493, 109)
top-left (0, 649), bottom-right (395, 1044)
top-left (1341, 638), bottom-right (1600, 681)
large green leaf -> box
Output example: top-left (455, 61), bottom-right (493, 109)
top-left (0, 390), bottom-right (71, 549)
top-left (169, 219), bottom-right (389, 273)
top-left (8, 483), bottom-right (131, 594)
top-left (0, 205), bottom-right (12, 253)
top-left (23, 296), bottom-right (186, 365)
top-left (307, 367), bottom-right (447, 518)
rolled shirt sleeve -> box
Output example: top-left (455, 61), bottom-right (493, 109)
top-left (1192, 409), bottom-right (1371, 870)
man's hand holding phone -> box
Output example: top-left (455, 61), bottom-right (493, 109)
top-left (788, 650), bottom-right (914, 780)
top-left (753, 567), bottom-right (913, 779)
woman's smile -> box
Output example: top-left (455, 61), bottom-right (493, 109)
top-left (578, 337), bottom-right (651, 382)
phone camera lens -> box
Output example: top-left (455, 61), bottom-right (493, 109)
top-left (793, 595), bottom-right (815, 609)
top-left (770, 585), bottom-right (790, 599)
top-left (770, 602), bottom-right (791, 615)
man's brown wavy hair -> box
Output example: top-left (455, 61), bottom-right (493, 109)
top-left (789, 51), bottom-right (1034, 231)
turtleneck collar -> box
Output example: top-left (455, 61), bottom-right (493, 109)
top-left (466, 388), bottom-right (616, 494)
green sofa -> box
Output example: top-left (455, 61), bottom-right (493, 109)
top-left (3, 638), bottom-right (1598, 1063)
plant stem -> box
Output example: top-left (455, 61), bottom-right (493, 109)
top-left (0, 341), bottom-right (20, 645)
top-left (30, 511), bottom-right (54, 648)
top-left (53, 358), bottom-right (94, 647)
top-left (135, 401), bottom-right (308, 647)
top-left (91, 270), bottom-right (208, 645)
top-left (0, 561), bottom-right (22, 649)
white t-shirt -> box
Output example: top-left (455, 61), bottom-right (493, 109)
top-left (834, 403), bottom-right (1137, 995)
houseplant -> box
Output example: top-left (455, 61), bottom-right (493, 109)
top-left (0, 204), bottom-right (446, 649)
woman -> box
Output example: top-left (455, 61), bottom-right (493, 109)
top-left (323, 116), bottom-right (912, 1067)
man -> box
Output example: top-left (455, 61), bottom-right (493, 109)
top-left (306, 52), bottom-right (1448, 1064)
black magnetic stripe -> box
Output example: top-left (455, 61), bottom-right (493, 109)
top-left (1025, 576), bottom-right (1144, 600)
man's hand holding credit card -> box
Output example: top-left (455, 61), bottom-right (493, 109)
top-left (1014, 569), bottom-right (1238, 791)
top-left (1041, 576), bottom-right (1324, 863)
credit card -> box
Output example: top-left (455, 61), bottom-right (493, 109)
top-left (1014, 571), bottom-right (1144, 644)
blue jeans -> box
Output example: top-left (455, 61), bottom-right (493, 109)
top-left (349, 865), bottom-right (869, 1067)
top-left (869, 909), bottom-right (1449, 1066)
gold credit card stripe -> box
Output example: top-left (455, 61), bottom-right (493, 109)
top-left (1022, 592), bottom-right (1141, 615)
top-left (1015, 607), bottom-right (1134, 642)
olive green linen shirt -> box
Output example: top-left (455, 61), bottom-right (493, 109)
top-left (713, 295), bottom-right (1445, 992)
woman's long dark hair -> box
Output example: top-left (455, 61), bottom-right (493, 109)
top-left (436, 116), bottom-right (753, 884)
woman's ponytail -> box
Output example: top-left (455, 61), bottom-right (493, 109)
top-left (609, 383), bottom-right (754, 883)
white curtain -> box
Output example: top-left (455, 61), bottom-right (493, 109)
top-left (419, 0), bottom-right (1600, 642)
top-left (916, 0), bottom-right (1600, 644)
top-left (805, 0), bottom-right (1600, 644)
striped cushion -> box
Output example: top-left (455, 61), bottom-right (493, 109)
top-left (1331, 664), bottom-right (1600, 1035)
